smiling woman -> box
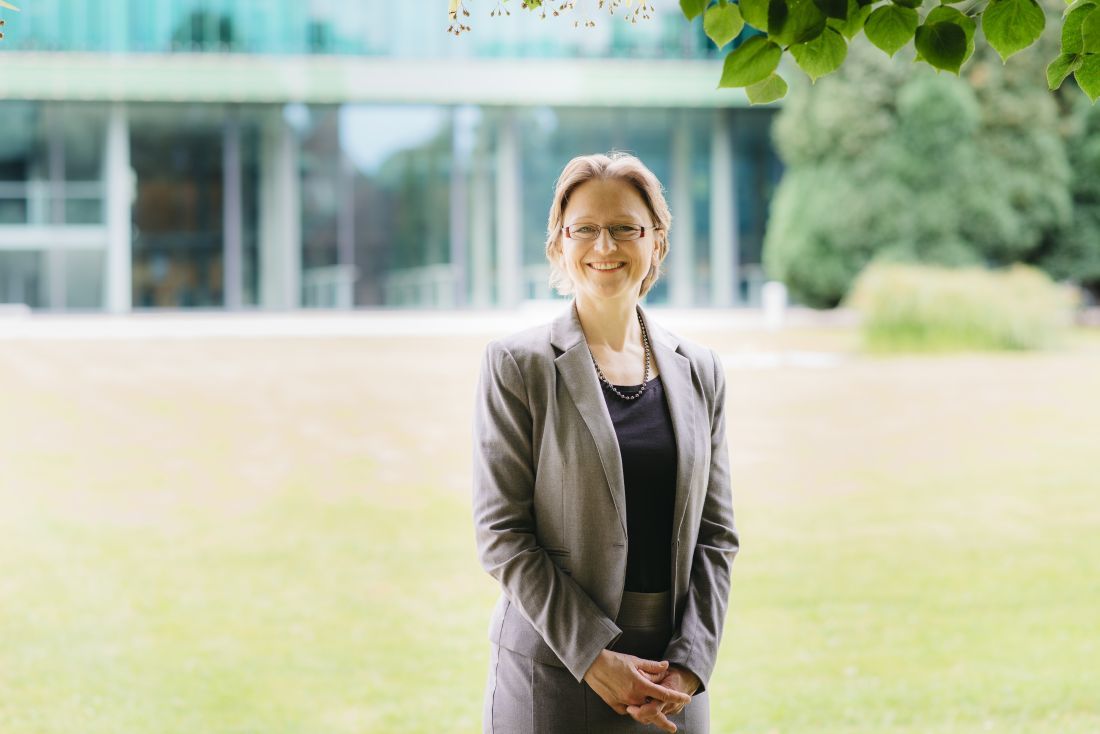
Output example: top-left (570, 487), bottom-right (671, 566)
top-left (473, 152), bottom-right (738, 733)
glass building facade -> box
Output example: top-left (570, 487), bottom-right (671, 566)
top-left (0, 0), bottom-right (782, 311)
top-left (0, 0), bottom-right (726, 58)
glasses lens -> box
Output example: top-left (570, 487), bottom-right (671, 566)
top-left (570, 225), bottom-right (599, 240)
top-left (610, 225), bottom-right (642, 240)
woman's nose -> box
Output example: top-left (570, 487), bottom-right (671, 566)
top-left (593, 231), bottom-right (617, 253)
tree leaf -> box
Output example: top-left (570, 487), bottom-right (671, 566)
top-left (827, 0), bottom-right (872, 39)
top-left (1062, 2), bottom-right (1096, 54)
top-left (768, 0), bottom-right (790, 38)
top-left (746, 72), bottom-right (790, 103)
top-left (891, 0), bottom-right (923, 9)
top-left (914, 6), bottom-right (975, 64)
top-left (1047, 52), bottom-right (1084, 89)
top-left (680, 0), bottom-right (710, 21)
top-left (1082, 5), bottom-right (1100, 51)
top-left (914, 20), bottom-right (968, 73)
top-left (719, 36), bottom-right (784, 86)
top-left (863, 4), bottom-right (918, 56)
top-left (791, 27), bottom-right (849, 81)
top-left (769, 0), bottom-right (827, 46)
top-left (813, 0), bottom-right (849, 20)
top-left (705, 1), bottom-right (746, 47)
top-left (983, 0), bottom-right (1046, 62)
top-left (740, 0), bottom-right (771, 30)
top-left (1073, 51), bottom-right (1100, 100)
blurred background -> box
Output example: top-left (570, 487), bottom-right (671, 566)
top-left (0, 0), bottom-right (779, 311)
top-left (1, 1), bottom-right (1098, 733)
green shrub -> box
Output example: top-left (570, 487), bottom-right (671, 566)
top-left (845, 262), bottom-right (1078, 352)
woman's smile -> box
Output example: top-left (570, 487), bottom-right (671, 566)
top-left (588, 261), bottom-right (627, 272)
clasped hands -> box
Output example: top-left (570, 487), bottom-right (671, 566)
top-left (582, 649), bottom-right (700, 732)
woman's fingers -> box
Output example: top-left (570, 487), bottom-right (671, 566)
top-left (660, 700), bottom-right (687, 717)
top-left (636, 676), bottom-right (692, 706)
top-left (637, 659), bottom-right (670, 684)
top-left (635, 658), bottom-right (669, 674)
top-left (626, 702), bottom-right (678, 732)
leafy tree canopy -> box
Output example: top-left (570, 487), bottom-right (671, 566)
top-left (764, 0), bottom-right (1100, 307)
top-left (447, 0), bottom-right (1100, 104)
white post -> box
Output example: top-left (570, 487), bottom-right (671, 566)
top-left (762, 280), bottom-right (787, 330)
top-left (105, 103), bottom-right (132, 313)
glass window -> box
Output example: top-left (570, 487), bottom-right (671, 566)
top-left (0, 102), bottom-right (106, 226)
top-left (130, 104), bottom-right (226, 308)
top-left (0, 102), bottom-right (47, 227)
top-left (0, 101), bottom-right (109, 311)
top-left (300, 106), bottom-right (342, 272)
top-left (340, 104), bottom-right (455, 307)
top-left (732, 109), bottom-right (784, 267)
top-left (0, 251), bottom-right (42, 308)
top-left (63, 249), bottom-right (105, 310)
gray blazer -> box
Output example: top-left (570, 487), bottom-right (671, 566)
top-left (472, 297), bottom-right (739, 691)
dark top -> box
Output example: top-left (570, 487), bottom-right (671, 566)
top-left (601, 374), bottom-right (677, 593)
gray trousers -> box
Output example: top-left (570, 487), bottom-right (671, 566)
top-left (483, 591), bottom-right (711, 734)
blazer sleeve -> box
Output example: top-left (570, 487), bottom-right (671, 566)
top-left (472, 339), bottom-right (623, 682)
top-left (663, 347), bottom-right (740, 693)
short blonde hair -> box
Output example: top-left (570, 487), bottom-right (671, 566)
top-left (544, 152), bottom-right (672, 298)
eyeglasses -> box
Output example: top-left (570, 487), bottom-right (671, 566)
top-left (562, 224), bottom-right (652, 242)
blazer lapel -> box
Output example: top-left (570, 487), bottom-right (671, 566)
top-left (550, 298), bottom-right (698, 545)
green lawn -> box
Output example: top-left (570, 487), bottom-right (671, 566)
top-left (1, 326), bottom-right (1097, 733)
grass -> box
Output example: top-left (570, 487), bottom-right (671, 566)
top-left (1, 326), bottom-right (1098, 733)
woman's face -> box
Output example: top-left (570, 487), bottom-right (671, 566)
top-left (558, 177), bottom-right (659, 305)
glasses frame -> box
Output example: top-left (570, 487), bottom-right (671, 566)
top-left (562, 223), bottom-right (653, 242)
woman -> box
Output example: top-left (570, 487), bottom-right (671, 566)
top-left (472, 152), bottom-right (739, 733)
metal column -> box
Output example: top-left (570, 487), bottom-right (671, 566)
top-left (494, 109), bottom-right (522, 309)
top-left (670, 111), bottom-right (695, 307)
top-left (105, 103), bottom-right (132, 313)
top-left (710, 109), bottom-right (739, 307)
top-left (223, 109), bottom-right (244, 310)
top-left (469, 120), bottom-right (493, 309)
top-left (259, 110), bottom-right (302, 309)
top-left (46, 105), bottom-right (67, 310)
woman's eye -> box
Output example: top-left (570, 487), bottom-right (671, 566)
top-left (575, 225), bottom-right (598, 235)
top-left (611, 225), bottom-right (640, 236)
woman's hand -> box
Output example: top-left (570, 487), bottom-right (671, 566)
top-left (626, 663), bottom-right (701, 727)
top-left (583, 649), bottom-right (691, 727)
